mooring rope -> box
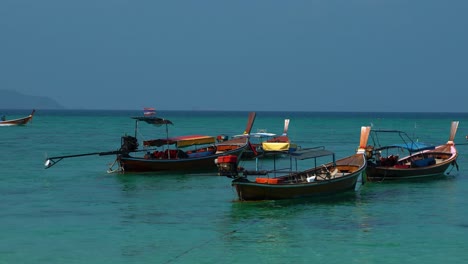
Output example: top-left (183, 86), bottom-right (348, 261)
top-left (106, 158), bottom-right (121, 174)
top-left (164, 219), bottom-right (260, 263)
top-left (446, 160), bottom-right (459, 175)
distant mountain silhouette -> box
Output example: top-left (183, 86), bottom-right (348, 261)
top-left (0, 90), bottom-right (65, 109)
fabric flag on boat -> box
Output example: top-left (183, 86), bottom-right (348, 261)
top-left (144, 107), bottom-right (156, 116)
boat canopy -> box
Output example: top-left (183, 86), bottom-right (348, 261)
top-left (290, 148), bottom-right (335, 160)
top-left (376, 142), bottom-right (435, 152)
top-left (370, 129), bottom-right (436, 153)
top-left (132, 116), bottom-right (174, 126)
top-left (143, 135), bottom-right (215, 148)
top-left (232, 132), bottom-right (277, 139)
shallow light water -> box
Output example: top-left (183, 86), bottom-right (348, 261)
top-left (1, 110), bottom-right (468, 263)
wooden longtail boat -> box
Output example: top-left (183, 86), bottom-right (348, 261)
top-left (216, 126), bottom-right (370, 201)
top-left (45, 112), bottom-right (257, 174)
top-left (230, 131), bottom-right (276, 159)
top-left (114, 112), bottom-right (256, 173)
top-left (0, 109), bottom-right (35, 126)
top-left (44, 112), bottom-right (256, 173)
top-left (365, 121), bottom-right (459, 181)
top-left (261, 118), bottom-right (298, 156)
top-left (231, 119), bottom-right (298, 159)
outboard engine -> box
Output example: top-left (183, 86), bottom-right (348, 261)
top-left (120, 136), bottom-right (139, 153)
top-left (365, 145), bottom-right (374, 160)
top-left (215, 155), bottom-right (238, 177)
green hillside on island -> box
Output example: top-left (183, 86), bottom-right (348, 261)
top-left (0, 90), bottom-right (65, 109)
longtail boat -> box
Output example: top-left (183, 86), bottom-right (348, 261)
top-left (261, 118), bottom-right (298, 156)
top-left (0, 109), bottom-right (35, 126)
top-left (230, 131), bottom-right (276, 159)
top-left (45, 112), bottom-right (257, 174)
top-left (365, 121), bottom-right (459, 181)
top-left (216, 126), bottom-right (370, 201)
top-left (231, 118), bottom-right (298, 159)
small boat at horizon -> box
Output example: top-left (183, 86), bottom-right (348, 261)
top-left (0, 109), bottom-right (35, 126)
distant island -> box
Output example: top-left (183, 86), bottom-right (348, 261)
top-left (0, 89), bottom-right (65, 109)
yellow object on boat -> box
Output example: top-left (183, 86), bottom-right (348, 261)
top-left (262, 142), bottom-right (290, 151)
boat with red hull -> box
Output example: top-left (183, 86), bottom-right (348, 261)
top-left (45, 112), bottom-right (257, 174)
top-left (116, 133), bottom-right (252, 173)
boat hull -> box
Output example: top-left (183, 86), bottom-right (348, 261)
top-left (118, 145), bottom-right (247, 173)
top-left (232, 154), bottom-right (366, 201)
top-left (366, 160), bottom-right (455, 181)
top-left (366, 146), bottom-right (458, 181)
top-left (233, 173), bottom-right (361, 201)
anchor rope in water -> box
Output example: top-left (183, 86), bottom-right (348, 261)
top-left (446, 160), bottom-right (459, 175)
top-left (106, 158), bottom-right (121, 173)
top-left (164, 219), bottom-right (260, 264)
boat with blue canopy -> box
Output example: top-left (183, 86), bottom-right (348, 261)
top-left (365, 121), bottom-right (459, 181)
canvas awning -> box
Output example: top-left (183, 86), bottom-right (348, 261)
top-left (376, 142), bottom-right (435, 152)
top-left (143, 135), bottom-right (215, 148)
top-left (290, 148), bottom-right (335, 160)
top-left (132, 116), bottom-right (174, 126)
top-left (232, 132), bottom-right (277, 139)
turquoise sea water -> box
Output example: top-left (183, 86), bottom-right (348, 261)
top-left (1, 110), bottom-right (468, 264)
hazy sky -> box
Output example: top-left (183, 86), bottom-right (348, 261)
top-left (1, 1), bottom-right (467, 112)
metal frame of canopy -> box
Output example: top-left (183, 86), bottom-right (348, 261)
top-left (248, 146), bottom-right (336, 177)
top-left (132, 116), bottom-right (217, 150)
top-left (131, 116), bottom-right (174, 150)
top-left (131, 116), bottom-right (173, 136)
top-left (369, 129), bottom-right (435, 155)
